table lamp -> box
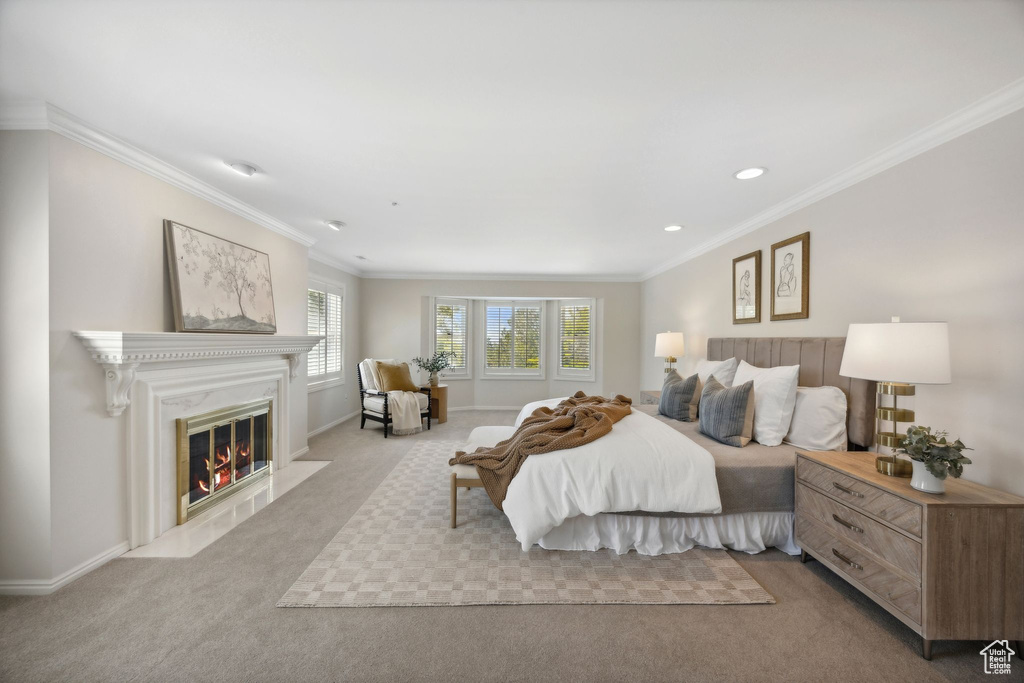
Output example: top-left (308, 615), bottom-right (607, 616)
top-left (839, 318), bottom-right (951, 477)
top-left (655, 332), bottom-right (685, 374)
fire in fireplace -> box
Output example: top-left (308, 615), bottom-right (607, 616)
top-left (176, 399), bottom-right (272, 524)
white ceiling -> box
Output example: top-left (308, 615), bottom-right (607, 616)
top-left (3, 0), bottom-right (1023, 279)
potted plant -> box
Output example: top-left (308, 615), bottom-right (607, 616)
top-left (412, 351), bottom-right (453, 387)
top-left (896, 425), bottom-right (972, 494)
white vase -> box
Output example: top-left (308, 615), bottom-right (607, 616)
top-left (910, 460), bottom-right (945, 494)
top-left (428, 371), bottom-right (439, 387)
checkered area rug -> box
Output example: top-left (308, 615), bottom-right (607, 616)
top-left (277, 440), bottom-right (774, 607)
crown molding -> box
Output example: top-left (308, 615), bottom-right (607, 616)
top-left (357, 270), bottom-right (641, 283)
top-left (307, 249), bottom-right (363, 278)
top-left (0, 101), bottom-right (318, 248)
top-left (641, 76), bottom-right (1024, 281)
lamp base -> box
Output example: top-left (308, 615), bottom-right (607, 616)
top-left (876, 455), bottom-right (912, 478)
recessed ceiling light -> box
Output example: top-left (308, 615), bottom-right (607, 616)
top-left (326, 220), bottom-right (346, 231)
top-left (226, 161), bottom-right (259, 177)
top-left (664, 225), bottom-right (683, 232)
top-left (734, 167), bottom-right (767, 180)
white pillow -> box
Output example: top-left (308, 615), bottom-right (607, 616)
top-left (694, 357), bottom-right (739, 388)
top-left (732, 360), bottom-right (799, 447)
top-left (785, 386), bottom-right (848, 452)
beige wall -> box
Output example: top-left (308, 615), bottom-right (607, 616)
top-left (0, 131), bottom-right (53, 584)
top-left (360, 279), bottom-right (641, 409)
top-left (46, 133), bottom-right (312, 578)
top-left (642, 109), bottom-right (1024, 496)
top-left (307, 259), bottom-right (363, 435)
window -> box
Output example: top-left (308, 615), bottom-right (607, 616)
top-left (433, 297), bottom-right (469, 377)
top-left (307, 282), bottom-right (344, 386)
top-left (557, 299), bottom-right (594, 380)
top-left (484, 301), bottom-right (543, 376)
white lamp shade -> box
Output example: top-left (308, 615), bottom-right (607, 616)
top-left (840, 322), bottom-right (951, 384)
top-left (655, 332), bottom-right (685, 358)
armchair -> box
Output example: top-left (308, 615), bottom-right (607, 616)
top-left (357, 359), bottom-right (431, 438)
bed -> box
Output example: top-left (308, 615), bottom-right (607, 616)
top-left (502, 337), bottom-right (876, 556)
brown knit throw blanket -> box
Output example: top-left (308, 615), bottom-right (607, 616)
top-left (448, 391), bottom-right (633, 510)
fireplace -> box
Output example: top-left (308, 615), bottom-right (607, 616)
top-left (176, 399), bottom-right (273, 524)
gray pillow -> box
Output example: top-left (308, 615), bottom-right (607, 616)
top-left (698, 376), bottom-right (755, 447)
top-left (658, 371), bottom-right (702, 422)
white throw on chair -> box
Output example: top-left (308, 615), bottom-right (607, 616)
top-left (357, 358), bottom-right (431, 438)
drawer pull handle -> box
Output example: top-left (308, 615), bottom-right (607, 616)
top-left (832, 548), bottom-right (863, 571)
top-left (832, 482), bottom-right (864, 498)
top-left (832, 514), bottom-right (864, 533)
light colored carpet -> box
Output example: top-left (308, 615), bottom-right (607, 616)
top-left (0, 411), bottom-right (1000, 681)
top-left (279, 440), bottom-right (774, 607)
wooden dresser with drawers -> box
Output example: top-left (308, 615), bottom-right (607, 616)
top-left (795, 449), bottom-right (1024, 660)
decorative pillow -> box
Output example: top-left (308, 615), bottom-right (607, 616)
top-left (658, 371), bottom-right (702, 422)
top-left (698, 377), bottom-right (755, 447)
top-left (374, 361), bottom-right (420, 392)
top-left (694, 357), bottom-right (739, 388)
top-left (785, 386), bottom-right (848, 451)
top-left (365, 357), bottom-right (398, 391)
top-left (732, 360), bottom-right (800, 447)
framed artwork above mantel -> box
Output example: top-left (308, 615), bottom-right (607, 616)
top-left (164, 220), bottom-right (278, 333)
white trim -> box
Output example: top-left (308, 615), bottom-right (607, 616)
top-left (307, 410), bottom-right (360, 438)
top-left (307, 377), bottom-right (345, 393)
top-left (641, 76), bottom-right (1024, 280)
top-left (0, 101), bottom-right (317, 248)
top-left (0, 541), bottom-right (130, 596)
top-left (362, 270), bottom-right (640, 282)
top-left (308, 249), bottom-right (363, 277)
top-left (290, 446), bottom-right (310, 460)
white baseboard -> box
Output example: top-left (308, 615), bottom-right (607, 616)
top-left (307, 410), bottom-right (359, 438)
top-left (0, 540), bottom-right (130, 596)
top-left (448, 405), bottom-right (520, 411)
top-left (290, 446), bottom-right (310, 461)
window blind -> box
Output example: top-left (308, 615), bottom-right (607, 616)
top-left (558, 300), bottom-right (593, 378)
top-left (434, 298), bottom-right (468, 374)
top-left (485, 301), bottom-right (542, 374)
top-left (308, 287), bottom-right (343, 379)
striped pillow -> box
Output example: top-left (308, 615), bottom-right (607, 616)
top-left (658, 371), bottom-right (702, 422)
top-left (698, 377), bottom-right (755, 447)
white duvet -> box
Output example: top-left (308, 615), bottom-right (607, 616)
top-left (503, 398), bottom-right (722, 550)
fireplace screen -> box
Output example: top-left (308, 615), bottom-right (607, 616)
top-left (177, 399), bottom-right (272, 524)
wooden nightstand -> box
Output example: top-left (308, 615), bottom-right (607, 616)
top-left (421, 384), bottom-right (448, 424)
top-left (795, 450), bottom-right (1024, 660)
top-left (639, 390), bottom-right (661, 405)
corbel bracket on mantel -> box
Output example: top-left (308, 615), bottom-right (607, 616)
top-left (74, 331), bottom-right (324, 417)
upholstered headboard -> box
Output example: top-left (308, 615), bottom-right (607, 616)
top-left (707, 337), bottom-right (876, 449)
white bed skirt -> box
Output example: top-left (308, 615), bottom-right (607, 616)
top-left (535, 511), bottom-right (800, 556)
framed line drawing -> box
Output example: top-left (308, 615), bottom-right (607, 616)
top-left (732, 249), bottom-right (761, 324)
top-left (164, 220), bottom-right (277, 333)
top-left (770, 231), bottom-right (810, 321)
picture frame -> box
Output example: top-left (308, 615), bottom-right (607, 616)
top-left (732, 250), bottom-right (761, 324)
top-left (770, 231), bottom-right (810, 321)
top-left (164, 220), bottom-right (277, 333)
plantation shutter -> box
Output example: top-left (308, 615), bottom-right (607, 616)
top-left (484, 301), bottom-right (543, 375)
top-left (308, 286), bottom-right (343, 380)
top-left (558, 299), bottom-right (594, 378)
top-left (434, 298), bottom-right (469, 374)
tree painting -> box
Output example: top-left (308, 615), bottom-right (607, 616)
top-left (166, 220), bottom-right (277, 333)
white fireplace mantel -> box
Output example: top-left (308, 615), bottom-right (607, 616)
top-left (74, 331), bottom-right (323, 416)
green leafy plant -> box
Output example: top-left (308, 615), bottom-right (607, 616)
top-left (411, 351), bottom-right (454, 374)
top-left (897, 425), bottom-right (972, 480)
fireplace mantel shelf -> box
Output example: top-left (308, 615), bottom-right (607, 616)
top-left (74, 331), bottom-right (323, 416)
